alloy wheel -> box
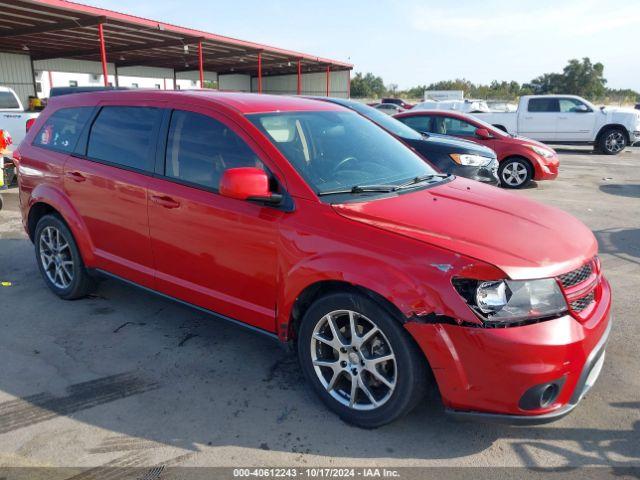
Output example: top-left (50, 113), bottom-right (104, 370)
top-left (502, 162), bottom-right (528, 186)
top-left (310, 310), bottom-right (397, 411)
top-left (39, 226), bottom-right (74, 289)
top-left (604, 131), bottom-right (626, 153)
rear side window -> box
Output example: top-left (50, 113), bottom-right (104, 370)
top-left (87, 106), bottom-right (162, 171)
top-left (34, 107), bottom-right (93, 153)
top-left (165, 110), bottom-right (262, 190)
top-left (0, 91), bottom-right (20, 109)
top-left (398, 115), bottom-right (432, 133)
top-left (528, 98), bottom-right (559, 112)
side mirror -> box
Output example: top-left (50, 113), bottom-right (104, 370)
top-left (475, 128), bottom-right (492, 139)
top-left (574, 105), bottom-right (590, 113)
top-left (219, 167), bottom-right (282, 205)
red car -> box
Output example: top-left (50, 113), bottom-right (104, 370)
top-left (395, 110), bottom-right (560, 188)
top-left (15, 91), bottom-right (610, 428)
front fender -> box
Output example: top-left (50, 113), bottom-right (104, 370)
top-left (28, 183), bottom-right (95, 265)
top-left (277, 252), bottom-right (444, 341)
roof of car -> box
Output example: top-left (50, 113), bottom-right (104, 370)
top-left (47, 89), bottom-right (344, 115)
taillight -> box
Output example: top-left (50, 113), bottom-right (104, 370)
top-left (26, 118), bottom-right (36, 132)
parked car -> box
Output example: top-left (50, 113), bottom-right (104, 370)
top-left (16, 91), bottom-right (610, 427)
top-left (473, 95), bottom-right (640, 155)
top-left (381, 98), bottom-right (414, 109)
top-left (0, 87), bottom-right (40, 147)
top-left (374, 103), bottom-right (405, 115)
top-left (395, 109), bottom-right (559, 188)
top-left (414, 99), bottom-right (491, 113)
top-left (308, 96), bottom-right (499, 185)
top-left (635, 103), bottom-right (640, 111)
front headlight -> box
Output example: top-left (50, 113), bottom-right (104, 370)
top-left (453, 278), bottom-right (567, 325)
top-left (449, 153), bottom-right (492, 166)
top-left (528, 145), bottom-right (554, 158)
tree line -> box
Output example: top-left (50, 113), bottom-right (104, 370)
top-left (351, 58), bottom-right (639, 104)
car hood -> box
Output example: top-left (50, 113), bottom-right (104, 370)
top-left (510, 135), bottom-right (556, 151)
top-left (418, 133), bottom-right (496, 157)
top-left (332, 177), bottom-right (597, 280)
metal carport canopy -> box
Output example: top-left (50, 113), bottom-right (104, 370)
top-left (0, 0), bottom-right (352, 93)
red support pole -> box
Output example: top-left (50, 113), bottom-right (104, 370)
top-left (198, 40), bottom-right (204, 87)
top-left (297, 59), bottom-right (302, 95)
top-left (257, 52), bottom-right (262, 94)
top-left (97, 23), bottom-right (109, 87)
top-left (326, 64), bottom-right (330, 96)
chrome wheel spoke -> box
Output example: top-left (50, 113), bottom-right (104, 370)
top-left (358, 376), bottom-right (379, 408)
top-left (39, 226), bottom-right (74, 289)
top-left (365, 366), bottom-right (394, 389)
top-left (310, 309), bottom-right (397, 411)
top-left (348, 375), bottom-right (358, 408)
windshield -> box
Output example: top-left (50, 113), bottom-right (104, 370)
top-left (249, 111), bottom-right (439, 195)
top-left (345, 101), bottom-right (423, 140)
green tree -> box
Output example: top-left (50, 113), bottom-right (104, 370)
top-left (350, 72), bottom-right (386, 98)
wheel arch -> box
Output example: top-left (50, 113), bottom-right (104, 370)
top-left (27, 184), bottom-right (95, 264)
top-left (278, 254), bottom-right (438, 342)
top-left (595, 124), bottom-right (630, 144)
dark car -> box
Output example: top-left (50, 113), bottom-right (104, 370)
top-left (308, 97), bottom-right (499, 185)
top-left (381, 97), bottom-right (414, 109)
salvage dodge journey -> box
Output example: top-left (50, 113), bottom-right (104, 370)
top-left (15, 91), bottom-right (611, 428)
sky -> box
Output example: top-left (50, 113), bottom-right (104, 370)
top-left (82, 0), bottom-right (640, 92)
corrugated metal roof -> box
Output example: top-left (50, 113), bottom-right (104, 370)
top-left (0, 0), bottom-right (352, 75)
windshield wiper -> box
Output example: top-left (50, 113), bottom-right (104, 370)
top-left (318, 184), bottom-right (397, 196)
top-left (395, 173), bottom-right (450, 190)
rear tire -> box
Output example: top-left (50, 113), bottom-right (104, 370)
top-left (598, 127), bottom-right (627, 155)
top-left (297, 292), bottom-right (429, 428)
top-left (34, 214), bottom-right (95, 300)
top-left (499, 157), bottom-right (532, 189)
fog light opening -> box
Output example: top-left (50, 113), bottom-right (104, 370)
top-left (540, 384), bottom-right (559, 407)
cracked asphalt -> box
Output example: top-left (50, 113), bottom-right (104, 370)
top-left (0, 146), bottom-right (638, 472)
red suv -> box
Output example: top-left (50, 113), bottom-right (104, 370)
top-left (395, 110), bottom-right (560, 189)
top-left (15, 91), bottom-right (610, 428)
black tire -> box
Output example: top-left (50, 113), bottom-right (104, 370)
top-left (499, 157), bottom-right (533, 189)
top-left (0, 194), bottom-right (3, 211)
top-left (598, 127), bottom-right (627, 155)
top-left (34, 214), bottom-right (95, 300)
top-left (297, 292), bottom-right (429, 428)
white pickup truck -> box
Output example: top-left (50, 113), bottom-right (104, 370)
top-left (473, 95), bottom-right (640, 155)
top-left (0, 86), bottom-right (40, 148)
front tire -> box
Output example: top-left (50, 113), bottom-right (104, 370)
top-left (34, 214), bottom-right (95, 300)
top-left (297, 292), bottom-right (429, 428)
top-left (499, 157), bottom-right (532, 188)
top-left (598, 128), bottom-right (627, 155)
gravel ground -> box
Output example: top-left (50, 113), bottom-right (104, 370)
top-left (0, 146), bottom-right (638, 474)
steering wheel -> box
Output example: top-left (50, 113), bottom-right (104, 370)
top-left (332, 156), bottom-right (358, 174)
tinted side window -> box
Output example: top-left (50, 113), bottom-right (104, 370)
top-left (559, 98), bottom-right (590, 112)
top-left (87, 107), bottom-right (162, 170)
top-left (398, 116), bottom-right (432, 133)
top-left (34, 107), bottom-right (93, 153)
top-left (528, 98), bottom-right (559, 112)
top-left (0, 91), bottom-right (20, 109)
top-left (165, 110), bottom-right (262, 189)
top-left (442, 117), bottom-right (477, 135)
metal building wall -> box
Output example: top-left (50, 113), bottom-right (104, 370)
top-left (34, 58), bottom-right (116, 75)
top-left (0, 52), bottom-right (36, 107)
top-left (250, 70), bottom-right (350, 97)
top-left (219, 74), bottom-right (252, 92)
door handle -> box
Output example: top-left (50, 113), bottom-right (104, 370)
top-left (523, 116), bottom-right (533, 120)
top-left (150, 195), bottom-right (180, 209)
top-left (558, 116), bottom-right (568, 120)
top-left (65, 171), bottom-right (86, 182)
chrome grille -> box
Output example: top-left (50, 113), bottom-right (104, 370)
top-left (570, 292), bottom-right (595, 312)
top-left (559, 263), bottom-right (593, 288)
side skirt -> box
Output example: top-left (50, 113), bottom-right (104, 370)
top-left (91, 268), bottom-right (282, 345)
